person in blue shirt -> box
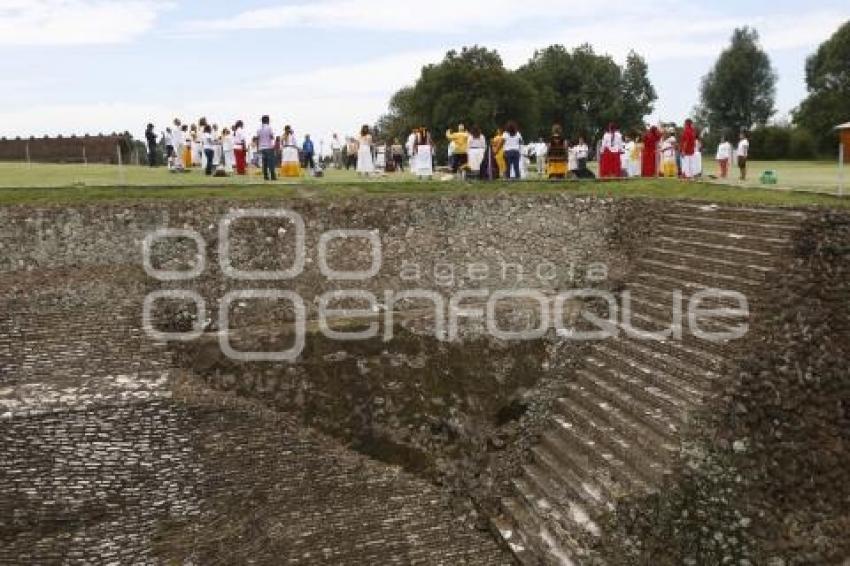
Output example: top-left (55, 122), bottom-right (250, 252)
top-left (302, 134), bottom-right (315, 171)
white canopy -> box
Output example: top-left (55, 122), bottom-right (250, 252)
top-left (833, 122), bottom-right (850, 130)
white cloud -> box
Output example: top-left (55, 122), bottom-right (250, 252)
top-left (1, 3), bottom-right (846, 145)
top-left (187, 0), bottom-right (622, 33)
top-left (0, 0), bottom-right (171, 45)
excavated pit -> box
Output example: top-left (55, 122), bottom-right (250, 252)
top-left (1, 194), bottom-right (845, 565)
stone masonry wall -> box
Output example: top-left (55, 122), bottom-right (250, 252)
top-left (0, 193), bottom-right (663, 564)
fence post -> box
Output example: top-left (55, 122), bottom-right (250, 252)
top-left (25, 142), bottom-right (31, 168)
top-left (82, 145), bottom-right (87, 166)
top-left (840, 142), bottom-right (845, 197)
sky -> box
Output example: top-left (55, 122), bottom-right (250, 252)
top-left (0, 0), bottom-right (847, 152)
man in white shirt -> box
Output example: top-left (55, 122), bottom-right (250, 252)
top-left (736, 132), bottom-right (750, 181)
top-left (256, 115), bottom-right (277, 181)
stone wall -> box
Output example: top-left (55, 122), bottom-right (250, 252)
top-left (0, 134), bottom-right (133, 164)
top-left (0, 193), bottom-right (664, 563)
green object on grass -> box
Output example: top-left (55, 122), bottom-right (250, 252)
top-left (760, 170), bottom-right (778, 184)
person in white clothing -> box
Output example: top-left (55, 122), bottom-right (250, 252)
top-left (221, 128), bottom-right (235, 174)
top-left (202, 125), bottom-right (215, 175)
top-left (170, 119), bottom-right (185, 171)
top-left (572, 138), bottom-right (591, 178)
top-left (356, 124), bottom-right (375, 175)
top-left (694, 138), bottom-right (703, 177)
top-left (716, 136), bottom-right (732, 178)
top-left (413, 128), bottom-right (433, 179)
top-left (533, 138), bottom-right (548, 178)
top-left (467, 125), bottom-right (487, 176)
top-left (211, 124), bottom-right (222, 168)
top-left (163, 128), bottom-right (174, 166)
top-left (406, 130), bottom-right (417, 167)
top-left (502, 122), bottom-right (523, 179)
top-left (621, 134), bottom-right (633, 177)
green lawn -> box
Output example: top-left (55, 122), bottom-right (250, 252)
top-left (0, 161), bottom-right (847, 209)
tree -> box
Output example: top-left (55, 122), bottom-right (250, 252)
top-left (794, 20), bottom-right (850, 154)
top-left (516, 45), bottom-right (655, 139)
top-left (621, 51), bottom-right (657, 132)
top-left (378, 46), bottom-right (540, 152)
top-left (378, 44), bottom-right (657, 149)
top-left (698, 27), bottom-right (777, 134)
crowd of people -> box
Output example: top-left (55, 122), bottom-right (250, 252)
top-left (143, 115), bottom-right (752, 182)
top-left (592, 120), bottom-right (751, 181)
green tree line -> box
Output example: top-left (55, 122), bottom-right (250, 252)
top-left (376, 44), bottom-right (657, 153)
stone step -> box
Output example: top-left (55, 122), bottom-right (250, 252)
top-left (655, 236), bottom-right (780, 266)
top-left (520, 463), bottom-right (604, 542)
top-left (498, 497), bottom-right (569, 565)
top-left (550, 394), bottom-right (670, 486)
top-left (617, 307), bottom-right (739, 360)
top-left (589, 342), bottom-right (704, 407)
top-left (530, 443), bottom-right (612, 513)
top-left (666, 203), bottom-right (806, 227)
top-left (541, 415), bottom-right (651, 500)
top-left (625, 291), bottom-right (747, 322)
top-left (513, 473), bottom-right (595, 555)
top-left (555, 386), bottom-right (677, 467)
top-left (622, 294), bottom-right (751, 346)
top-left (571, 368), bottom-right (684, 442)
top-left (661, 212), bottom-right (801, 239)
top-left (660, 225), bottom-right (790, 254)
top-left (642, 246), bottom-right (775, 282)
top-left (584, 355), bottom-right (690, 420)
top-left (601, 336), bottom-right (717, 395)
top-left (625, 281), bottom-right (756, 313)
top-left (636, 258), bottom-right (765, 292)
top-left (622, 293), bottom-right (746, 338)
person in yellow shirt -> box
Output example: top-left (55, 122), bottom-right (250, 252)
top-left (491, 128), bottom-right (505, 178)
top-left (181, 125), bottom-right (192, 169)
top-left (445, 124), bottom-right (471, 174)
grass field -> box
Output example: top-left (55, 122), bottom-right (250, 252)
top-left (0, 160), bottom-right (847, 208)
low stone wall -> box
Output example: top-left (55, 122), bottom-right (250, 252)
top-left (0, 134), bottom-right (132, 164)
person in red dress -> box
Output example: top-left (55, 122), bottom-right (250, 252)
top-left (599, 123), bottom-right (622, 178)
top-left (233, 120), bottom-right (247, 175)
top-left (641, 125), bottom-right (661, 177)
top-left (680, 119), bottom-right (698, 179)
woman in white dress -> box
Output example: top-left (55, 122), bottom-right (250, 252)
top-left (191, 123), bottom-right (203, 167)
top-left (281, 125), bottom-right (301, 177)
top-left (221, 128), bottom-right (235, 174)
top-left (211, 124), bottom-right (222, 169)
top-left (413, 128), bottom-right (433, 179)
top-left (356, 124), bottom-right (375, 175)
top-left (467, 125), bottom-right (487, 175)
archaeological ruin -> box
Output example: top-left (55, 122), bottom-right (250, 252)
top-left (1, 193), bottom-right (847, 565)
